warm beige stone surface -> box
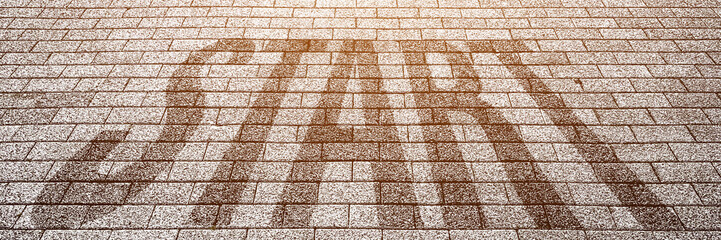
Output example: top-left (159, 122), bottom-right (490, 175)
top-left (1, 0), bottom-right (721, 238)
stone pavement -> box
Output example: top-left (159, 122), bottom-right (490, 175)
top-left (1, 0), bottom-right (721, 239)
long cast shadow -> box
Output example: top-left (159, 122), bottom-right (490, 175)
top-left (401, 40), bottom-right (580, 229)
top-left (30, 39), bottom-right (255, 228)
top-left (29, 130), bottom-right (128, 229)
top-left (477, 40), bottom-right (683, 230)
top-left (265, 39), bottom-right (353, 228)
top-left (189, 40), bottom-right (324, 226)
top-left (269, 40), bottom-right (421, 228)
top-left (356, 40), bottom-right (419, 229)
top-left (402, 42), bottom-right (489, 229)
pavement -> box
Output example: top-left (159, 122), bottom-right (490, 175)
top-left (1, 0), bottom-right (721, 239)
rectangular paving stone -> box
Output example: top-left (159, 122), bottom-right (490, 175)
top-left (0, 161), bottom-right (52, 181)
top-left (482, 205), bottom-right (537, 229)
top-left (247, 229), bottom-right (314, 240)
top-left (40, 230), bottom-right (111, 240)
top-left (12, 125), bottom-right (73, 141)
top-left (177, 229), bottom-right (247, 240)
top-left (2, 109), bottom-right (58, 124)
top-left (632, 126), bottom-right (695, 143)
top-left (316, 229), bottom-right (381, 240)
top-left (149, 205), bottom-right (219, 228)
top-left (612, 144), bottom-right (677, 162)
top-left (311, 205), bottom-right (349, 227)
top-left (449, 230), bottom-right (517, 240)
top-left (569, 206), bottom-right (616, 230)
top-left (224, 205), bottom-right (277, 228)
top-left (654, 162), bottom-right (721, 182)
top-left (126, 183), bottom-right (194, 204)
top-left (585, 231), bottom-right (655, 240)
top-left (81, 205), bottom-right (154, 229)
top-left (52, 107), bottom-right (112, 123)
top-left (319, 182), bottom-right (377, 203)
top-left (517, 230), bottom-right (585, 240)
top-left (108, 230), bottom-right (177, 240)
